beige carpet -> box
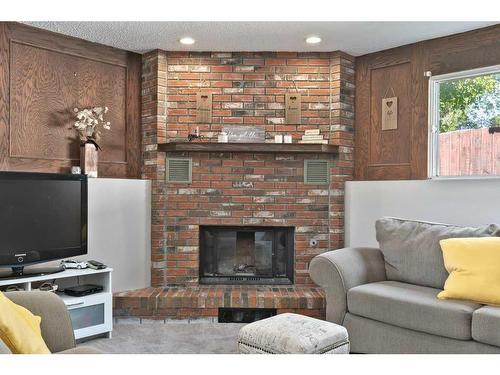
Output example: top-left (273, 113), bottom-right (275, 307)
top-left (85, 319), bottom-right (245, 354)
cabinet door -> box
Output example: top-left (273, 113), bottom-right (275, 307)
top-left (66, 293), bottom-right (112, 339)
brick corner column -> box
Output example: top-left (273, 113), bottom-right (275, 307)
top-left (141, 50), bottom-right (169, 287)
top-left (329, 51), bottom-right (356, 250)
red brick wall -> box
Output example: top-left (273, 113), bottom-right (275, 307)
top-left (164, 51), bottom-right (354, 143)
top-left (142, 51), bottom-right (355, 287)
top-left (141, 50), bottom-right (169, 286)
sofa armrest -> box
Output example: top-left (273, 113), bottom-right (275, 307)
top-left (310, 247), bottom-right (386, 324)
top-left (5, 291), bottom-right (76, 353)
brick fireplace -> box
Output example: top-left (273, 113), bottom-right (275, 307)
top-left (114, 50), bottom-right (355, 320)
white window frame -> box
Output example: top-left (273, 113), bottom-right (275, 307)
top-left (428, 64), bottom-right (500, 179)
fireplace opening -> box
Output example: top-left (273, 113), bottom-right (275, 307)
top-left (199, 226), bottom-right (294, 285)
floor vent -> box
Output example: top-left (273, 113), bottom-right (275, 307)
top-left (218, 308), bottom-right (277, 323)
top-left (166, 158), bottom-right (192, 183)
top-left (304, 160), bottom-right (329, 184)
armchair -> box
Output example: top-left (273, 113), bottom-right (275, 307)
top-left (0, 291), bottom-right (101, 354)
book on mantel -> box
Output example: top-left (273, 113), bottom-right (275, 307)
top-left (300, 129), bottom-right (327, 144)
top-left (299, 139), bottom-right (329, 144)
top-left (301, 135), bottom-right (324, 140)
top-left (304, 129), bottom-right (320, 135)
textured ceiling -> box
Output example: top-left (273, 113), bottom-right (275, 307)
top-left (24, 21), bottom-right (497, 56)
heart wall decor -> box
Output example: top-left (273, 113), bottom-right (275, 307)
top-left (382, 96), bottom-right (398, 130)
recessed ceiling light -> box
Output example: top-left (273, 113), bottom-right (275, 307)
top-left (305, 36), bottom-right (322, 44)
top-left (179, 37), bottom-right (195, 45)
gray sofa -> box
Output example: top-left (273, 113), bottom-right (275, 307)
top-left (0, 291), bottom-right (100, 354)
top-left (310, 218), bottom-right (500, 354)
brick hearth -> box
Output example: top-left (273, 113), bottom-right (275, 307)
top-left (120, 50), bottom-right (355, 319)
top-left (114, 286), bottom-right (325, 319)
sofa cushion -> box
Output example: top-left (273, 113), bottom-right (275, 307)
top-left (375, 217), bottom-right (500, 289)
top-left (347, 281), bottom-right (481, 340)
top-left (472, 306), bottom-right (500, 347)
top-left (438, 237), bottom-right (500, 305)
top-left (0, 292), bottom-right (50, 354)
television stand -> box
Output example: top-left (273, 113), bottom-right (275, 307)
top-left (0, 265), bottom-right (64, 280)
top-left (0, 267), bottom-right (113, 341)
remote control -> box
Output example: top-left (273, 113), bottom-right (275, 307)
top-left (86, 260), bottom-right (107, 270)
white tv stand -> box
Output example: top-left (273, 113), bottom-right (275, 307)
top-left (0, 267), bottom-right (113, 341)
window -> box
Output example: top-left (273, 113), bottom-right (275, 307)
top-left (428, 65), bottom-right (500, 178)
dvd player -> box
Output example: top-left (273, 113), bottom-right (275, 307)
top-left (64, 284), bottom-right (103, 297)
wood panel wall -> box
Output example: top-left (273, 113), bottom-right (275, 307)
top-left (0, 22), bottom-right (141, 178)
top-left (355, 24), bottom-right (500, 180)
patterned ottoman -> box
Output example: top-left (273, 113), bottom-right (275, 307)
top-left (238, 313), bottom-right (349, 354)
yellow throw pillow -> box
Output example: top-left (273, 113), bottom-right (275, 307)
top-left (438, 237), bottom-right (500, 305)
top-left (0, 292), bottom-right (50, 354)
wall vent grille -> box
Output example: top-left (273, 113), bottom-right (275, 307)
top-left (166, 158), bottom-right (192, 183)
top-left (304, 160), bottom-right (329, 184)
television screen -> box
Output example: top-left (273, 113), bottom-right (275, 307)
top-left (0, 172), bottom-right (87, 268)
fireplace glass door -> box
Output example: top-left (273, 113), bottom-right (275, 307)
top-left (199, 226), bottom-right (294, 285)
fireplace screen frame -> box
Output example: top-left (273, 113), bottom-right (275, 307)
top-left (199, 226), bottom-right (294, 285)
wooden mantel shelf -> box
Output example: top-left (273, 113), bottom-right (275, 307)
top-left (158, 142), bottom-right (339, 154)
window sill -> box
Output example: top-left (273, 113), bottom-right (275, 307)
top-left (429, 176), bottom-right (500, 181)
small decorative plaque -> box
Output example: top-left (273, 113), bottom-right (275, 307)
top-left (286, 93), bottom-right (302, 124)
top-left (222, 125), bottom-right (266, 143)
top-left (196, 92), bottom-right (213, 123)
top-left (381, 97), bottom-right (398, 130)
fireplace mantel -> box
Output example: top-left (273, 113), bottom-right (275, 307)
top-left (158, 142), bottom-right (339, 154)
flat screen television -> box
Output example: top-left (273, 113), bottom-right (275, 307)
top-left (0, 172), bottom-right (87, 279)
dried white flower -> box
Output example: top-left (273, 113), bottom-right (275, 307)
top-left (73, 106), bottom-right (111, 144)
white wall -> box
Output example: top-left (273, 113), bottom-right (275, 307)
top-left (87, 178), bottom-right (151, 292)
top-left (39, 178), bottom-right (151, 292)
top-left (345, 179), bottom-right (500, 248)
